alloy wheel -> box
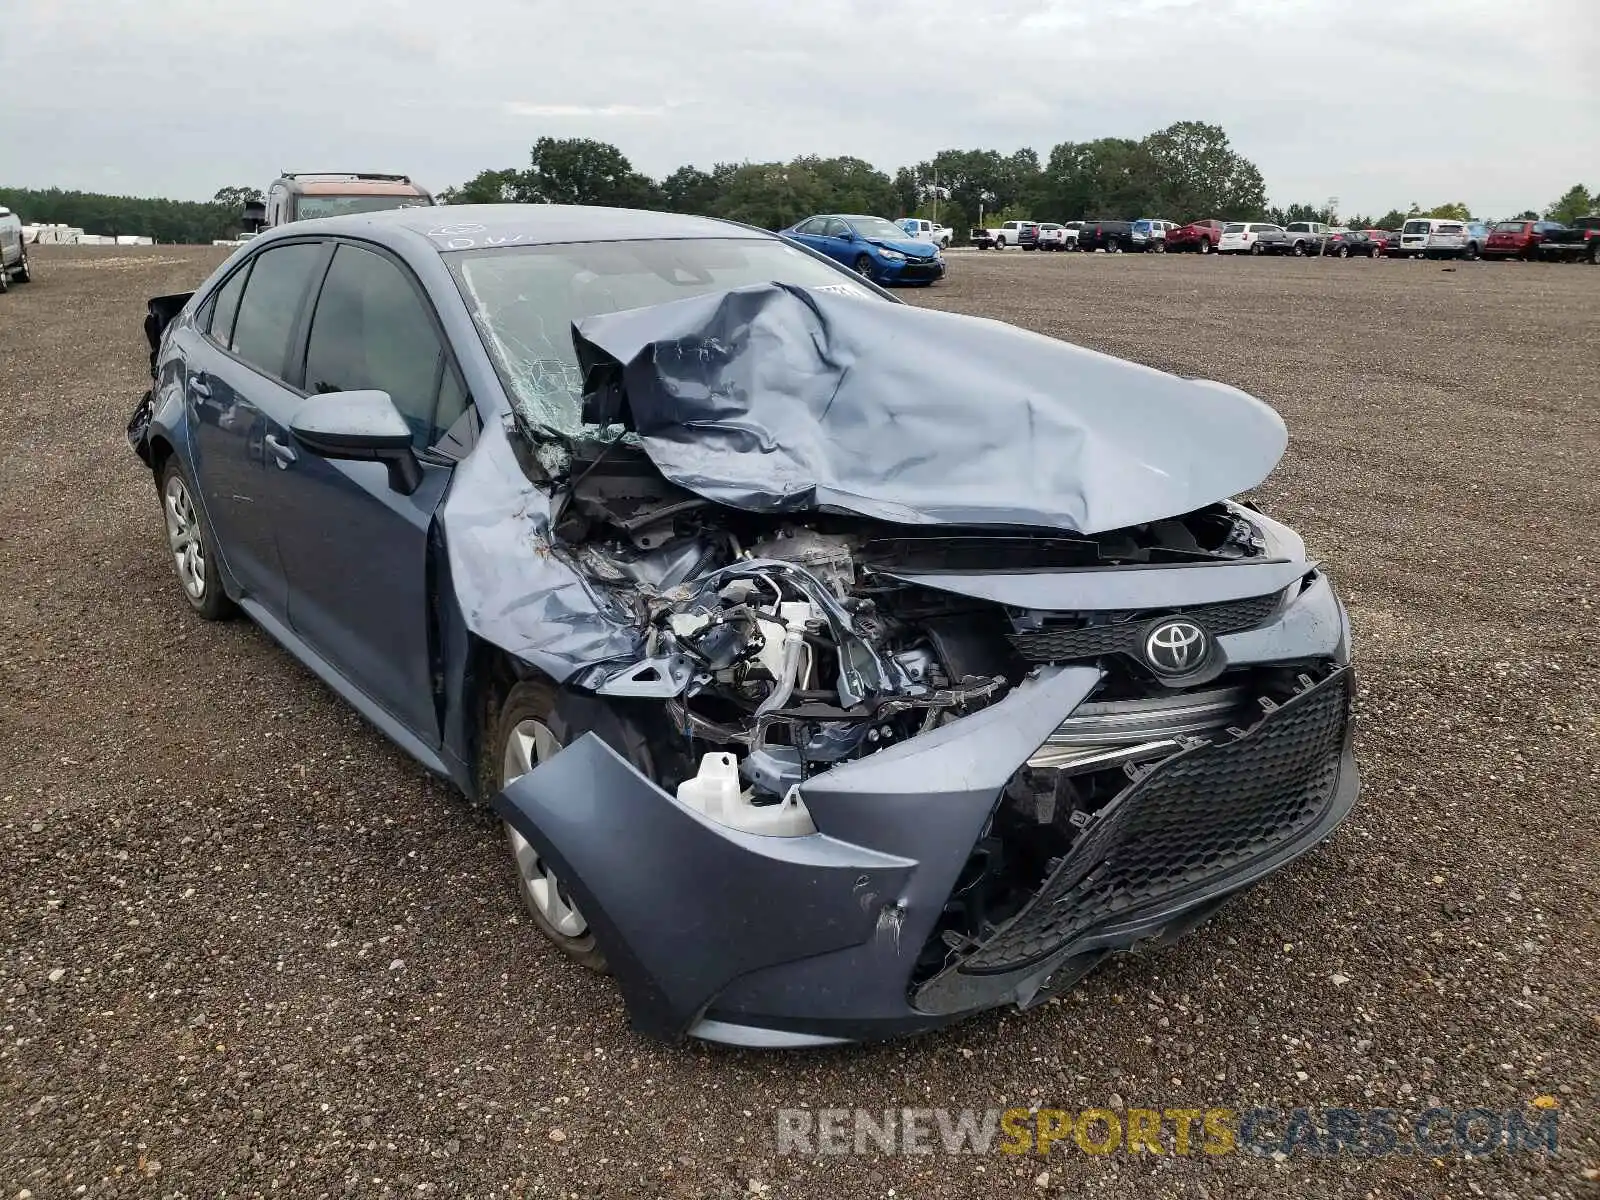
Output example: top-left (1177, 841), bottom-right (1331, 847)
top-left (503, 718), bottom-right (588, 939)
top-left (163, 473), bottom-right (207, 601)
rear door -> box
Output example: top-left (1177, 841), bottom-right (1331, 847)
top-left (184, 240), bottom-right (329, 616)
top-left (251, 239), bottom-right (470, 743)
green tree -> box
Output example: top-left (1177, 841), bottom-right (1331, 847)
top-left (1422, 201), bottom-right (1471, 220)
top-left (441, 168), bottom-right (529, 204)
top-left (1544, 184), bottom-right (1594, 224)
top-left (1140, 120), bottom-right (1266, 221)
top-left (1513, 209), bottom-right (1539, 220)
top-left (522, 137), bottom-right (662, 209)
top-left (660, 165), bottom-right (721, 215)
top-left (1267, 202), bottom-right (1335, 226)
top-left (1375, 209), bottom-right (1410, 229)
top-left (211, 185), bottom-right (263, 208)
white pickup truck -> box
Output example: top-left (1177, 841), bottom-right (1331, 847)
top-left (897, 218), bottom-right (953, 248)
top-left (972, 220), bottom-right (1039, 250)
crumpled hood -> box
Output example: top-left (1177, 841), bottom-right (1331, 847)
top-left (572, 283), bottom-right (1286, 536)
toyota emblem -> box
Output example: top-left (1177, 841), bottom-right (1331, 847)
top-left (1144, 619), bottom-right (1207, 674)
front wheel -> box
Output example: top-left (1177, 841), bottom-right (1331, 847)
top-left (1153, 239), bottom-right (1166, 253)
top-left (1105, 237), bottom-right (1120, 253)
top-left (853, 253), bottom-right (875, 279)
top-left (491, 680), bottom-right (609, 973)
top-left (1463, 243), bottom-right (1479, 261)
top-left (1291, 241), bottom-right (1307, 257)
top-left (1337, 244), bottom-right (1350, 258)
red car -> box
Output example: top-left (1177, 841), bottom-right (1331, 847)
top-left (1362, 230), bottom-right (1403, 258)
top-left (1164, 219), bottom-right (1227, 254)
top-left (1484, 219), bottom-right (1563, 260)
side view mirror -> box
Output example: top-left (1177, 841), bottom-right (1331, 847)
top-left (838, 228), bottom-right (855, 241)
top-left (289, 390), bottom-right (422, 494)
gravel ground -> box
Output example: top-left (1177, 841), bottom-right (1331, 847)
top-left (1, 244), bottom-right (1596, 1199)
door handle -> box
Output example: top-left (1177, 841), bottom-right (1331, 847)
top-left (264, 433), bottom-right (297, 468)
top-left (189, 373), bottom-right (211, 399)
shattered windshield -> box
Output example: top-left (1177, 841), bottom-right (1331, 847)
top-left (448, 238), bottom-right (883, 441)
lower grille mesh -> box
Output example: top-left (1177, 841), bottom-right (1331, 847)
top-left (957, 666), bottom-right (1352, 974)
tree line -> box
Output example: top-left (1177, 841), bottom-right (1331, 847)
top-left (2, 146), bottom-right (1594, 243)
top-left (0, 186), bottom-right (263, 244)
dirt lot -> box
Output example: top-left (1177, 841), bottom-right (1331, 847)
top-left (2, 244), bottom-right (1596, 1199)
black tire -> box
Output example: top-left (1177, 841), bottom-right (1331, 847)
top-left (483, 678), bottom-right (611, 974)
top-left (853, 253), bottom-right (875, 280)
top-left (1153, 239), bottom-right (1166, 253)
top-left (1198, 239), bottom-right (1213, 255)
top-left (1337, 244), bottom-right (1350, 258)
top-left (995, 237), bottom-right (1006, 250)
top-left (0, 266), bottom-right (8, 294)
top-left (1291, 241), bottom-right (1307, 257)
top-left (1463, 242), bottom-right (1479, 262)
top-left (1589, 241), bottom-right (1599, 265)
top-left (1250, 241), bottom-right (1264, 256)
top-left (1106, 236), bottom-right (1120, 253)
top-left (157, 456), bottom-right (235, 620)
top-left (14, 249), bottom-right (30, 284)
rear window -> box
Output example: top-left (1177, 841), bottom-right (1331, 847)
top-left (1436, 224), bottom-right (1464, 234)
top-left (1248, 224), bottom-right (1275, 233)
top-left (1223, 223), bottom-right (1245, 234)
top-left (1493, 221), bottom-right (1527, 232)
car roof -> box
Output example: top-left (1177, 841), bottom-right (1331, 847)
top-left (253, 203), bottom-right (763, 253)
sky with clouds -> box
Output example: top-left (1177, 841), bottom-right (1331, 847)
top-left (1, 0), bottom-right (1595, 218)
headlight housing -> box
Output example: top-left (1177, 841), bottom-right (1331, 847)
top-left (876, 248), bottom-right (906, 262)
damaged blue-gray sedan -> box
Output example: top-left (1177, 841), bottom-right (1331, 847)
top-left (128, 204), bottom-right (1358, 1047)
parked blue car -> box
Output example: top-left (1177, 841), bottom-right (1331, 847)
top-left (780, 213), bottom-right (945, 285)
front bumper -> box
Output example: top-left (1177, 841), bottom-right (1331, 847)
top-left (495, 572), bottom-right (1360, 1045)
top-left (883, 255), bottom-right (946, 283)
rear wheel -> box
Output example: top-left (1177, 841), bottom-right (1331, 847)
top-left (1198, 238), bottom-right (1213, 255)
top-left (14, 249), bottom-right (30, 283)
top-left (1589, 241), bottom-right (1599, 265)
top-left (1250, 241), bottom-right (1264, 255)
top-left (1106, 236), bottom-right (1120, 253)
top-left (1337, 244), bottom-right (1350, 258)
top-left (1153, 239), bottom-right (1166, 253)
top-left (1463, 242), bottom-right (1479, 261)
top-left (158, 457), bottom-right (234, 620)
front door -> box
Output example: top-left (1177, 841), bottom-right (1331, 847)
top-left (252, 240), bottom-right (470, 745)
top-left (185, 241), bottom-right (329, 616)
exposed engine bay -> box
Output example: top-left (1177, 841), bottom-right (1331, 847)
top-left (546, 436), bottom-right (1274, 827)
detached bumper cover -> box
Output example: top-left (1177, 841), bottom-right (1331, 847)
top-left (495, 664), bottom-right (1358, 1043)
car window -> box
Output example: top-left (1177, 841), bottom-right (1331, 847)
top-left (823, 218), bottom-right (850, 237)
top-left (794, 218), bottom-right (822, 235)
top-left (1437, 224), bottom-right (1463, 234)
top-left (229, 242), bottom-right (325, 378)
top-left (1223, 223), bottom-right (1245, 234)
top-left (303, 243), bottom-right (456, 448)
top-left (205, 264), bottom-right (251, 349)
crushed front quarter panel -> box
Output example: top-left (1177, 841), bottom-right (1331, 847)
top-left (572, 283), bottom-right (1288, 537)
